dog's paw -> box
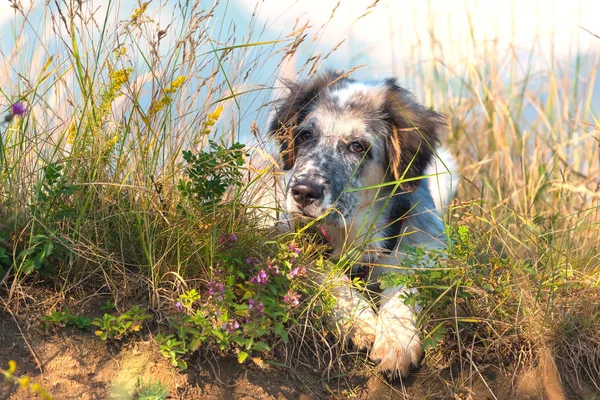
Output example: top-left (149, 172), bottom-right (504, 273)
top-left (329, 276), bottom-right (378, 350)
top-left (343, 308), bottom-right (377, 350)
top-left (370, 289), bottom-right (422, 378)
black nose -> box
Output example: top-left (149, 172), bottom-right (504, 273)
top-left (291, 180), bottom-right (323, 207)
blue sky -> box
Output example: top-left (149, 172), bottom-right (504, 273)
top-left (1, 0), bottom-right (598, 141)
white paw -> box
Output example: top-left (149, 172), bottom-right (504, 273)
top-left (329, 277), bottom-right (378, 350)
top-left (370, 288), bottom-right (422, 378)
top-left (343, 308), bottom-right (377, 350)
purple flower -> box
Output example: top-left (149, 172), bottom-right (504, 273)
top-left (219, 233), bottom-right (238, 246)
top-left (174, 301), bottom-right (184, 312)
top-left (11, 102), bottom-right (27, 116)
top-left (289, 243), bottom-right (302, 255)
top-left (283, 290), bottom-right (301, 307)
top-left (249, 269), bottom-right (268, 285)
top-left (255, 302), bottom-right (264, 317)
top-left (289, 266), bottom-right (306, 279)
top-left (267, 262), bottom-right (280, 275)
top-left (247, 299), bottom-right (264, 318)
top-left (245, 257), bottom-right (260, 266)
top-left (222, 320), bottom-right (240, 334)
top-left (208, 280), bottom-right (224, 297)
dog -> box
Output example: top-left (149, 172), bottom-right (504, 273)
top-left (268, 70), bottom-right (458, 378)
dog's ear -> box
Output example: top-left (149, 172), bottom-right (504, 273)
top-left (383, 79), bottom-right (443, 191)
top-left (268, 71), bottom-right (342, 170)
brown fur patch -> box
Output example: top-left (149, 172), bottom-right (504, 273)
top-left (383, 83), bottom-right (444, 190)
top-left (269, 71), bottom-right (343, 169)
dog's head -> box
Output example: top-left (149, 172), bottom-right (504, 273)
top-left (269, 71), bottom-right (443, 226)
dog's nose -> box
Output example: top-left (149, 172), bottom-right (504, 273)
top-left (291, 181), bottom-right (323, 207)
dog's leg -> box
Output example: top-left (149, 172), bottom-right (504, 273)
top-left (315, 272), bottom-right (377, 349)
top-left (370, 286), bottom-right (422, 378)
top-left (367, 185), bottom-right (444, 378)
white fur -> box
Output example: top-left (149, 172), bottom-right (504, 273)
top-left (426, 147), bottom-right (459, 217)
top-left (331, 82), bottom-right (373, 107)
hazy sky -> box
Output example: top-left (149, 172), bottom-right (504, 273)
top-left (1, 0), bottom-right (598, 130)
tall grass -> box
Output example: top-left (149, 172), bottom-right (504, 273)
top-left (0, 1), bottom-right (599, 398)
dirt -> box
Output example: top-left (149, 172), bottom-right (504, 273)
top-left (0, 289), bottom-right (567, 400)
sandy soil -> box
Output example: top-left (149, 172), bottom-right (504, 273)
top-left (0, 292), bottom-right (567, 400)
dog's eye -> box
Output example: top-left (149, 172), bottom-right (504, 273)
top-left (297, 130), bottom-right (312, 143)
top-left (349, 141), bottom-right (366, 153)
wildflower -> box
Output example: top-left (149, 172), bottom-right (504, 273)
top-left (199, 105), bottom-right (224, 135)
top-left (249, 269), bottom-right (268, 285)
top-left (4, 102), bottom-right (27, 123)
top-left (222, 320), bottom-right (240, 333)
top-left (11, 102), bottom-right (27, 116)
top-left (18, 375), bottom-right (30, 389)
top-left (174, 301), bottom-right (184, 312)
top-left (255, 302), bottom-right (264, 316)
top-left (8, 360), bottom-right (17, 374)
top-left (208, 280), bottom-right (225, 297)
top-left (130, 1), bottom-right (149, 24)
top-left (247, 299), bottom-right (264, 318)
top-left (266, 261), bottom-right (280, 275)
top-left (289, 266), bottom-right (306, 279)
top-left (245, 257), bottom-right (260, 266)
top-left (219, 233), bottom-right (238, 246)
top-left (210, 264), bottom-right (224, 277)
top-left (289, 243), bottom-right (302, 255)
top-left (283, 290), bottom-right (301, 307)
top-left (148, 75), bottom-right (187, 116)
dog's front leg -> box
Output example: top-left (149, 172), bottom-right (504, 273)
top-left (370, 286), bottom-right (422, 378)
top-left (317, 272), bottom-right (378, 350)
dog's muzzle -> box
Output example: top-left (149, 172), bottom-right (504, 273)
top-left (291, 179), bottom-right (324, 208)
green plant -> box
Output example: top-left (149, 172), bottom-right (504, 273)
top-left (134, 377), bottom-right (169, 400)
top-left (379, 224), bottom-right (529, 353)
top-left (43, 309), bottom-right (91, 330)
top-left (15, 233), bottom-right (63, 276)
top-left (156, 241), bottom-right (314, 369)
top-left (93, 306), bottom-right (152, 340)
top-left (177, 141), bottom-right (247, 207)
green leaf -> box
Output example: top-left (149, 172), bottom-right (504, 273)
top-left (237, 351), bottom-right (249, 363)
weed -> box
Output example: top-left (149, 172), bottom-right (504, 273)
top-left (156, 242), bottom-right (314, 369)
top-left (43, 309), bottom-right (91, 331)
top-left (93, 306), bottom-right (152, 341)
top-left (134, 377), bottom-right (169, 400)
top-left (178, 141), bottom-right (248, 208)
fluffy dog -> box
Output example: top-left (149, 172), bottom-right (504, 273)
top-left (268, 70), bottom-right (457, 378)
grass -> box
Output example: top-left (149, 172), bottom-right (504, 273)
top-left (1, 1), bottom-right (599, 399)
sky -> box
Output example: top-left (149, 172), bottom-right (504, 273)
top-left (1, 0), bottom-right (598, 138)
top-left (3, 0), bottom-right (598, 73)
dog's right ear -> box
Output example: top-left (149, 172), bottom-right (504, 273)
top-left (268, 71), bottom-right (342, 170)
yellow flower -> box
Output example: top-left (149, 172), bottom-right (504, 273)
top-left (148, 76), bottom-right (187, 116)
top-left (130, 2), bottom-right (149, 24)
top-left (18, 375), bottom-right (30, 389)
top-left (114, 45), bottom-right (127, 58)
top-left (66, 122), bottom-right (77, 145)
top-left (8, 360), bottom-right (16, 374)
top-left (95, 330), bottom-right (104, 336)
top-left (199, 106), bottom-right (224, 135)
top-left (165, 76), bottom-right (186, 94)
top-left (106, 134), bottom-right (119, 150)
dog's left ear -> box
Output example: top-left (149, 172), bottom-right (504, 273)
top-left (383, 79), bottom-right (443, 191)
